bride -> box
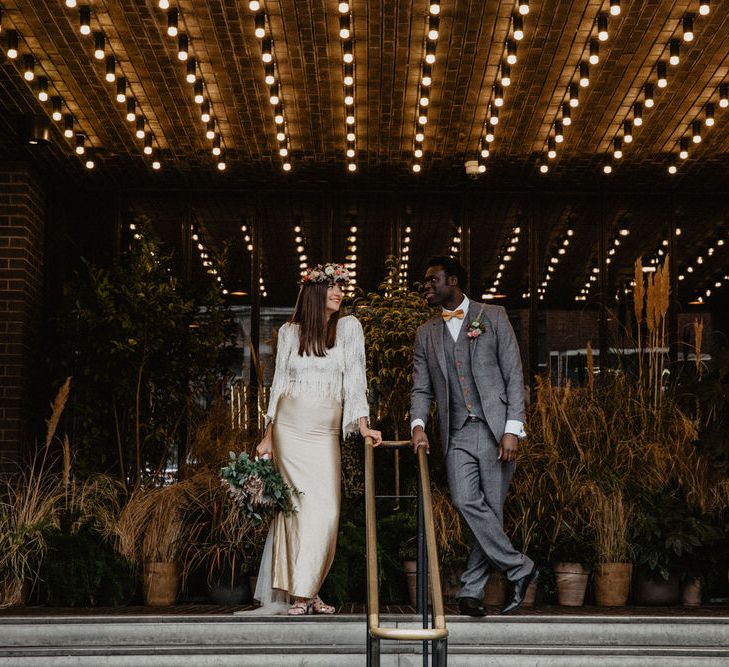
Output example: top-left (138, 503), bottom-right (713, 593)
top-left (253, 262), bottom-right (382, 615)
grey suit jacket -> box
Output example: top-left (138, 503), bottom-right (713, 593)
top-left (410, 300), bottom-right (526, 454)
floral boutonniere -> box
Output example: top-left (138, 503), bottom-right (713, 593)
top-left (466, 306), bottom-right (487, 340)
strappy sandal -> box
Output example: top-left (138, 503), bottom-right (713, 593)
top-left (287, 599), bottom-right (311, 616)
top-left (311, 594), bottom-right (335, 615)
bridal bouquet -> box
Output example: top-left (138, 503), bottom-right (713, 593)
top-left (220, 452), bottom-right (300, 524)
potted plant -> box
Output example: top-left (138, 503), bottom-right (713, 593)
top-left (551, 529), bottom-right (595, 607)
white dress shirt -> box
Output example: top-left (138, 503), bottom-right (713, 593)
top-left (411, 295), bottom-right (526, 438)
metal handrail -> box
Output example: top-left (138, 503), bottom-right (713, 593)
top-left (364, 438), bottom-right (448, 663)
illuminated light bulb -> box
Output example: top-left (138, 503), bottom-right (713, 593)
top-left (343, 40), bottom-right (354, 63)
top-left (569, 83), bottom-right (579, 108)
top-left (699, 0), bottom-right (710, 16)
top-left (489, 106), bottom-right (499, 125)
top-left (427, 16), bottom-right (439, 40)
top-left (668, 158), bottom-right (677, 175)
top-left (116, 77), bottom-right (126, 102)
top-left (692, 120), bottom-right (702, 143)
top-left (597, 13), bottom-right (608, 41)
top-left (136, 116), bottom-right (145, 139)
top-left (682, 14), bottom-right (694, 42)
top-left (347, 131), bottom-right (355, 141)
top-left (217, 159), bottom-right (226, 171)
top-left (75, 133), bottom-right (85, 155)
top-left (669, 38), bottom-right (680, 66)
top-left (347, 147), bottom-right (356, 157)
top-left (22, 54), bottom-right (35, 81)
top-left (347, 162), bottom-right (357, 172)
top-left (579, 62), bottom-right (589, 87)
top-left (63, 114), bottom-right (74, 138)
top-left (589, 39), bottom-right (599, 65)
top-left (657, 61), bottom-right (667, 88)
top-left (613, 136), bottom-right (623, 159)
top-left (547, 137), bottom-right (557, 159)
top-left (177, 33), bottom-right (189, 61)
top-left (554, 121), bottom-right (564, 143)
top-left (633, 102), bottom-right (643, 126)
top-left (610, 0), bottom-right (621, 16)
top-left (644, 83), bottom-right (654, 108)
top-left (269, 83), bottom-right (280, 105)
top-left (200, 100), bottom-right (211, 123)
top-left (105, 55), bottom-right (116, 82)
top-left (603, 163), bottom-right (612, 174)
top-left (705, 103), bottom-right (715, 127)
top-left (425, 40), bottom-right (436, 64)
top-left (261, 38), bottom-right (273, 63)
top-left (506, 39), bottom-right (517, 65)
top-left (412, 163), bottom-right (421, 173)
top-left (343, 63), bottom-right (354, 86)
top-left (144, 133), bottom-right (153, 155)
top-left (344, 90), bottom-right (354, 105)
top-left (494, 83), bottom-right (504, 107)
top-left (279, 146), bottom-right (288, 157)
top-left (540, 164), bottom-right (549, 173)
top-left (94, 32), bottom-right (105, 60)
top-left (562, 102), bottom-right (572, 126)
top-left (283, 162), bottom-right (292, 172)
top-left (264, 63), bottom-right (275, 85)
top-left (679, 137), bottom-right (689, 159)
top-left (158, 0), bottom-right (169, 8)
top-left (194, 79), bottom-right (204, 104)
top-left (167, 8), bottom-right (178, 36)
top-left (415, 131), bottom-right (425, 142)
top-left (79, 6), bottom-right (91, 35)
top-left (126, 98), bottom-right (136, 122)
top-left (249, 1), bottom-right (261, 10)
top-left (206, 119), bottom-right (216, 140)
top-left (512, 14), bottom-right (524, 41)
top-left (66, 0), bottom-right (78, 6)
top-left (419, 95), bottom-right (429, 107)
top-left (720, 83), bottom-right (729, 108)
top-left (501, 63), bottom-right (511, 87)
top-left (276, 131), bottom-right (286, 141)
top-left (339, 3), bottom-right (350, 13)
top-left (429, 2), bottom-right (440, 15)
top-left (485, 130), bottom-right (494, 143)
top-left (36, 77), bottom-right (49, 102)
top-left (85, 150), bottom-right (95, 169)
top-left (478, 163), bottom-right (486, 173)
top-left (518, 0), bottom-right (529, 16)
top-left (623, 120), bottom-right (633, 143)
top-left (254, 12), bottom-right (266, 39)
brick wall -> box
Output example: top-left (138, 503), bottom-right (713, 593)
top-left (0, 164), bottom-right (45, 470)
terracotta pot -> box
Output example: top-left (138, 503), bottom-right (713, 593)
top-left (593, 562), bottom-right (632, 607)
top-left (144, 562), bottom-right (179, 606)
top-left (554, 562), bottom-right (590, 606)
top-left (633, 572), bottom-right (680, 606)
top-left (483, 571), bottom-right (507, 607)
top-left (522, 579), bottom-right (538, 607)
top-left (403, 560), bottom-right (431, 607)
top-left (682, 578), bottom-right (702, 607)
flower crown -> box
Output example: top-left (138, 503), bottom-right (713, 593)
top-left (301, 263), bottom-right (350, 286)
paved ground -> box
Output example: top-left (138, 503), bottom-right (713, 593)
top-left (2, 604), bottom-right (729, 617)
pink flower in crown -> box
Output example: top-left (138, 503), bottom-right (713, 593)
top-left (467, 307), bottom-right (487, 340)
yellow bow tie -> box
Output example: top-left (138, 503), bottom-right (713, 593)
top-left (442, 309), bottom-right (465, 322)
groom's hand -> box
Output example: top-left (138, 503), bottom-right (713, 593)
top-left (412, 425), bottom-right (430, 454)
top-left (498, 433), bottom-right (518, 462)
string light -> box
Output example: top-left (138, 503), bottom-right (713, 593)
top-left (338, 1), bottom-right (358, 173)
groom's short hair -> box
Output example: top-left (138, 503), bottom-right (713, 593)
top-left (426, 255), bottom-right (468, 289)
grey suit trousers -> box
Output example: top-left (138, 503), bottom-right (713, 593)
top-left (446, 419), bottom-right (534, 599)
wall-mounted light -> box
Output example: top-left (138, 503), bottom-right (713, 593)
top-left (554, 121), bottom-right (564, 143)
top-left (679, 136), bottom-right (689, 159)
top-left (342, 39), bottom-right (354, 63)
top-left (79, 6), bottom-right (91, 35)
top-left (177, 33), bottom-right (188, 61)
top-left (75, 133), bottom-right (85, 154)
top-left (185, 57), bottom-right (197, 83)
top-left (699, 0), bottom-right (710, 15)
top-left (589, 39), bottom-right (599, 64)
top-left (51, 96), bottom-right (63, 121)
top-left (143, 133), bottom-right (153, 155)
top-left (135, 116), bottom-right (145, 139)
top-left (610, 0), bottom-right (621, 16)
top-left (512, 14), bottom-right (524, 41)
top-left (682, 14), bottom-right (694, 42)
top-left (692, 119), bottom-right (702, 143)
top-left (669, 38), bottom-right (680, 66)
top-left (269, 82), bottom-right (280, 105)
top-left (193, 79), bottom-right (204, 104)
top-left (167, 8), bottom-right (178, 36)
top-left (85, 148), bottom-right (95, 169)
top-left (63, 114), bottom-right (74, 138)
top-left (340, 14), bottom-right (352, 39)
top-left (36, 76), bottom-right (49, 102)
top-left (569, 83), bottom-right (579, 107)
top-left (597, 13), bottom-right (608, 41)
top-left (27, 114), bottom-right (50, 144)
top-left (212, 133), bottom-right (222, 156)
top-left (623, 119), bottom-right (633, 143)
top-left (425, 40), bottom-right (436, 64)
top-left (644, 83), bottom-right (654, 107)
top-left (561, 102), bottom-right (572, 125)
top-left (126, 98), bottom-right (136, 121)
top-left (668, 155), bottom-right (677, 174)
top-left (105, 55), bottom-right (116, 82)
top-left (94, 32), bottom-right (105, 59)
top-left (518, 0), bottom-right (529, 16)
top-left (705, 103), bottom-right (715, 127)
top-left (633, 102), bottom-right (643, 126)
top-left (579, 61), bottom-right (589, 87)
top-left (261, 37), bottom-right (273, 63)
top-left (613, 136), bottom-right (623, 158)
top-left (254, 12), bottom-right (266, 38)
top-left (720, 83), bottom-right (729, 108)
top-left (501, 62), bottom-right (511, 86)
top-left (506, 39), bottom-right (517, 65)
top-left (22, 54), bottom-right (35, 81)
top-left (547, 136), bottom-right (557, 159)
top-left (6, 30), bottom-right (19, 59)
top-left (200, 100), bottom-right (211, 122)
top-left (656, 61), bottom-right (667, 88)
top-left (206, 119), bottom-right (216, 140)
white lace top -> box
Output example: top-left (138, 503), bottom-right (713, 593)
top-left (265, 315), bottom-right (370, 437)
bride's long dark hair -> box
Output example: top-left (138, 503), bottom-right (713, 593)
top-left (290, 282), bottom-right (340, 356)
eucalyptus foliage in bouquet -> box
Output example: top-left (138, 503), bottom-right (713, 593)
top-left (220, 452), bottom-right (300, 524)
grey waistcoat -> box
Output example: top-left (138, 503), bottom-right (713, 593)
top-left (442, 322), bottom-right (486, 432)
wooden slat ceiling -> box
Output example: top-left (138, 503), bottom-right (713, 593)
top-left (2, 0), bottom-right (729, 188)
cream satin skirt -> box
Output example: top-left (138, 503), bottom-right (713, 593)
top-left (270, 394), bottom-right (342, 599)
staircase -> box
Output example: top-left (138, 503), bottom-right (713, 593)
top-left (2, 613), bottom-right (729, 666)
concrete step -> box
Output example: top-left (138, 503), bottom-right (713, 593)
top-left (1, 614), bottom-right (728, 666)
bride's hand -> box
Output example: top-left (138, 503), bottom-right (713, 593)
top-left (361, 427), bottom-right (383, 447)
top-left (256, 436), bottom-right (273, 460)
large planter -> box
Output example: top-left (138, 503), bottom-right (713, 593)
top-left (633, 572), bottom-right (680, 606)
top-left (554, 562), bottom-right (590, 607)
top-left (682, 578), bottom-right (702, 607)
top-left (144, 562), bottom-right (179, 606)
top-left (593, 562), bottom-right (632, 607)
top-left (210, 574), bottom-right (251, 605)
top-left (483, 571), bottom-right (507, 607)
top-left (403, 560), bottom-right (432, 607)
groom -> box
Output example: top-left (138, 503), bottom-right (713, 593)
top-left (410, 256), bottom-right (537, 617)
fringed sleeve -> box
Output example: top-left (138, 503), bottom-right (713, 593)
top-left (265, 322), bottom-right (293, 428)
top-left (341, 316), bottom-right (370, 437)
